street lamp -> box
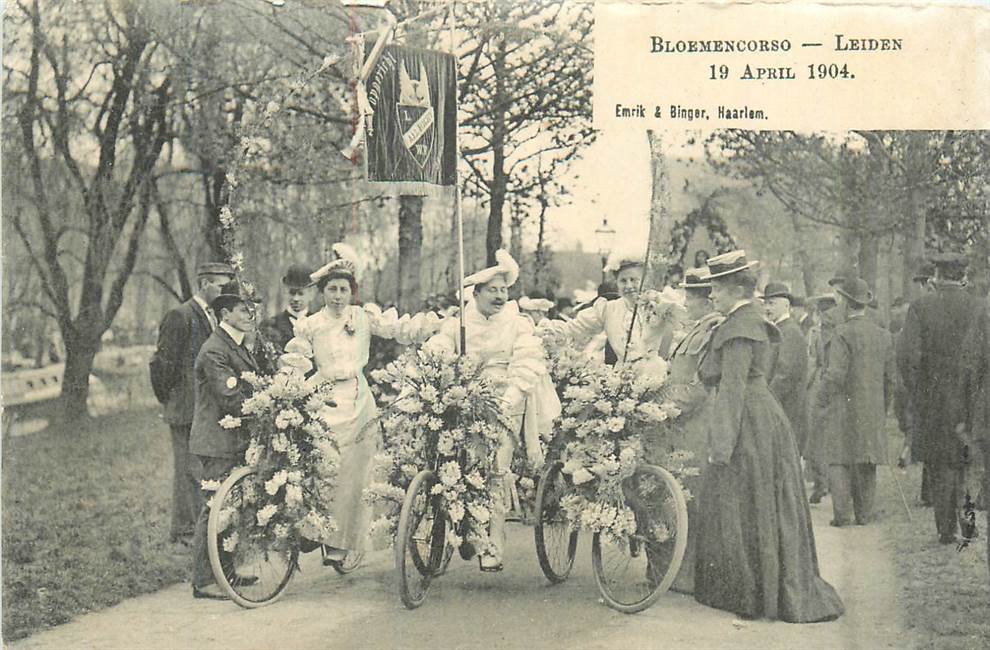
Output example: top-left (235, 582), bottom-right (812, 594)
top-left (594, 217), bottom-right (616, 283)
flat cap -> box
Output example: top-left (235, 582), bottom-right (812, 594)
top-left (197, 262), bottom-right (235, 277)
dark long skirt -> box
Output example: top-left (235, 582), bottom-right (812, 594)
top-left (693, 383), bottom-right (844, 623)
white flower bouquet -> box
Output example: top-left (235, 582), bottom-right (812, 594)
top-left (552, 358), bottom-right (694, 543)
top-left (365, 348), bottom-right (508, 555)
top-left (219, 367), bottom-right (341, 555)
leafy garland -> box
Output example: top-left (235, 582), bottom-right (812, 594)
top-left (365, 348), bottom-right (509, 554)
top-left (207, 367), bottom-right (341, 555)
top-left (215, 51), bottom-right (344, 300)
top-left (666, 203), bottom-right (737, 279)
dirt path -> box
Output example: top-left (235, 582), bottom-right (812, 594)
top-left (9, 497), bottom-right (913, 650)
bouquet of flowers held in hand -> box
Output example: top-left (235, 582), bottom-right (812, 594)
top-left (210, 366), bottom-right (341, 555)
top-left (366, 348), bottom-right (509, 555)
top-left (554, 358), bottom-right (697, 543)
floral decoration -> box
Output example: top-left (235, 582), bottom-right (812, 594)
top-left (365, 348), bottom-right (509, 555)
top-left (539, 329), bottom-right (698, 543)
top-left (212, 366), bottom-right (341, 555)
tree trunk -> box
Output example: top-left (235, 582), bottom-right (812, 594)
top-left (397, 195), bottom-right (424, 313)
top-left (645, 130), bottom-right (671, 289)
top-left (902, 179), bottom-right (927, 300)
top-left (485, 37), bottom-right (509, 266)
top-left (508, 202), bottom-right (523, 294)
top-left (858, 229), bottom-right (880, 291)
top-left (56, 328), bottom-right (100, 422)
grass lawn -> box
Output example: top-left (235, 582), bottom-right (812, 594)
top-left (877, 426), bottom-right (990, 649)
top-left (2, 409), bottom-right (189, 641)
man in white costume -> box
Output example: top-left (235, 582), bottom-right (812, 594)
top-left (425, 249), bottom-right (561, 571)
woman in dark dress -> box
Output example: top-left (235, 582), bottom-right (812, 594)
top-left (693, 251), bottom-right (844, 623)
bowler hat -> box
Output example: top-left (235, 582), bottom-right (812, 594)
top-left (703, 250), bottom-right (759, 279)
top-left (835, 278), bottom-right (873, 307)
top-left (211, 281), bottom-right (261, 313)
top-left (282, 264), bottom-right (315, 289)
top-left (762, 281), bottom-right (794, 302)
top-left (679, 267), bottom-right (712, 290)
top-left (827, 265), bottom-right (859, 288)
top-left (197, 261), bottom-right (235, 278)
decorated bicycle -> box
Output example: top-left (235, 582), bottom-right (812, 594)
top-left (205, 246), bottom-right (442, 609)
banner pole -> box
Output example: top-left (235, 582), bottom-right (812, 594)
top-left (450, 0), bottom-right (466, 357)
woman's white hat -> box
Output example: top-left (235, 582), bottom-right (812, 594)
top-left (463, 249), bottom-right (519, 288)
top-left (603, 244), bottom-right (646, 274)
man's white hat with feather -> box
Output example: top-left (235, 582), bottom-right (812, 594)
top-left (310, 242), bottom-right (361, 283)
top-left (463, 249), bottom-right (519, 288)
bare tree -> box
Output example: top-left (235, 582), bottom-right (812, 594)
top-left (5, 0), bottom-right (172, 420)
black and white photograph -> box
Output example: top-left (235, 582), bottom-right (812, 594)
top-left (1, 1), bottom-right (988, 648)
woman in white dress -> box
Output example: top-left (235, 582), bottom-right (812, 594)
top-left (285, 244), bottom-right (439, 566)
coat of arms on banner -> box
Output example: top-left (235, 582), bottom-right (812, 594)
top-left (396, 62), bottom-right (434, 169)
top-left (363, 44), bottom-right (457, 188)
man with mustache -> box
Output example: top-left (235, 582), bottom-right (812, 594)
top-left (425, 249), bottom-right (561, 572)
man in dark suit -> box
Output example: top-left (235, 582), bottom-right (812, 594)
top-left (822, 279), bottom-right (895, 526)
top-left (899, 253), bottom-right (987, 543)
top-left (791, 295), bottom-right (813, 338)
top-left (764, 282), bottom-right (810, 452)
top-left (806, 293), bottom-right (840, 504)
top-left (189, 281), bottom-right (260, 599)
top-left (151, 262), bottom-right (234, 545)
top-left (961, 288), bottom-right (990, 583)
top-left (260, 263), bottom-right (315, 352)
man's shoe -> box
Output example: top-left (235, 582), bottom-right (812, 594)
top-left (192, 584), bottom-right (228, 600)
top-left (322, 546), bottom-right (348, 567)
top-left (227, 573), bottom-right (258, 586)
top-left (829, 519), bottom-right (851, 528)
top-left (479, 554), bottom-right (503, 572)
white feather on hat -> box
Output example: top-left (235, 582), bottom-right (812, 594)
top-left (603, 244), bottom-right (646, 273)
top-left (462, 249), bottom-right (519, 288)
top-left (518, 297), bottom-right (555, 311)
top-left (311, 241), bottom-right (361, 283)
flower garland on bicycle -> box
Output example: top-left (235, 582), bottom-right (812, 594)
top-left (422, 249), bottom-right (562, 571)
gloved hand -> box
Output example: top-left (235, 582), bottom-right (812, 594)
top-left (502, 385), bottom-right (524, 414)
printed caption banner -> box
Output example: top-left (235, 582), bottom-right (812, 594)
top-left (593, 1), bottom-right (990, 132)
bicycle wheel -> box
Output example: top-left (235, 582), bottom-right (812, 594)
top-left (208, 467), bottom-right (299, 609)
top-left (591, 464), bottom-right (688, 614)
top-left (534, 461), bottom-right (579, 583)
top-left (396, 469), bottom-right (449, 609)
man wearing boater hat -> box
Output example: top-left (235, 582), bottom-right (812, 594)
top-left (820, 278), bottom-right (895, 527)
top-left (261, 263), bottom-right (315, 352)
top-left (899, 252), bottom-right (986, 543)
top-left (188, 281), bottom-right (261, 599)
top-left (425, 250), bottom-right (561, 571)
top-left (151, 261), bottom-right (235, 546)
top-left (764, 282), bottom-right (810, 456)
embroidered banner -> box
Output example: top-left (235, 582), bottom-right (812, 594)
top-left (364, 44), bottom-right (457, 189)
